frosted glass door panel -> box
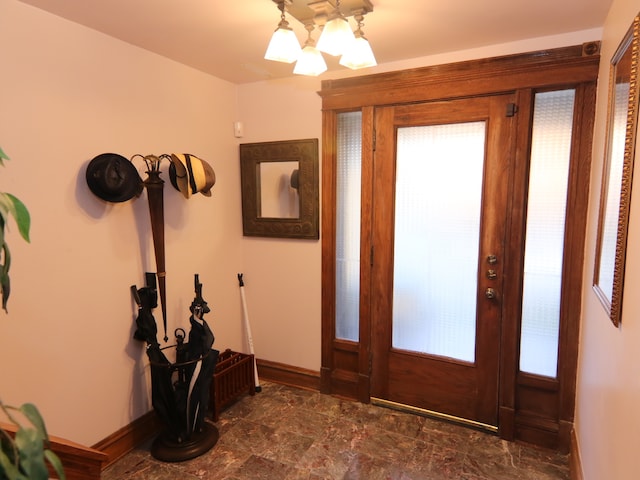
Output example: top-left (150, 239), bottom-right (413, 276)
top-left (392, 122), bottom-right (486, 362)
top-left (335, 111), bottom-right (362, 341)
top-left (519, 89), bottom-right (575, 377)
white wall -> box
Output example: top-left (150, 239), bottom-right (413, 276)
top-left (576, 0), bottom-right (640, 478)
top-left (0, 0), bottom-right (244, 445)
top-left (0, 0), bottom-right (616, 461)
top-left (236, 77), bottom-right (323, 371)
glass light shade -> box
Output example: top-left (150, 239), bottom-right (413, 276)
top-left (264, 24), bottom-right (301, 63)
top-left (294, 45), bottom-right (328, 76)
top-left (316, 16), bottom-right (355, 56)
top-left (339, 35), bottom-right (377, 69)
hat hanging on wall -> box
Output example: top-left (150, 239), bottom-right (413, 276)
top-left (86, 153), bottom-right (143, 202)
top-left (168, 153), bottom-right (216, 198)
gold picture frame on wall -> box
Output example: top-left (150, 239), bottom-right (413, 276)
top-left (593, 13), bottom-right (640, 327)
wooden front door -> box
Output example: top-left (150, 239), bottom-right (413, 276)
top-left (369, 94), bottom-right (516, 428)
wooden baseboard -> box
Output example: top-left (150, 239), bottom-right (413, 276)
top-left (88, 358), bottom-right (319, 471)
top-left (92, 411), bottom-right (161, 468)
top-left (256, 358), bottom-right (321, 392)
top-left (1, 421), bottom-right (107, 480)
top-left (570, 427), bottom-right (584, 480)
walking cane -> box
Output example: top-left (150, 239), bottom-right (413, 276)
top-left (237, 273), bottom-right (261, 392)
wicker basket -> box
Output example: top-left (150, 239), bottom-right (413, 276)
top-left (210, 349), bottom-right (256, 421)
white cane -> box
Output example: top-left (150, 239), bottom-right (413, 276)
top-left (237, 273), bottom-right (261, 392)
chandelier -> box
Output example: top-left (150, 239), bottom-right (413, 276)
top-left (264, 0), bottom-right (376, 76)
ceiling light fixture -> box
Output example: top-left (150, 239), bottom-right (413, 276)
top-left (339, 11), bottom-right (376, 69)
top-left (264, 0), bottom-right (376, 76)
top-left (264, 0), bottom-right (302, 63)
top-left (316, 0), bottom-right (355, 56)
top-left (294, 23), bottom-right (328, 76)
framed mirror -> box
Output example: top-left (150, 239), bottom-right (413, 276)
top-left (593, 13), bottom-right (640, 327)
top-left (240, 138), bottom-right (319, 239)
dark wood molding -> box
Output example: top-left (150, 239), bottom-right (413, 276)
top-left (86, 359), bottom-right (319, 472)
top-left (1, 421), bottom-right (108, 480)
top-left (320, 109), bottom-right (338, 396)
top-left (256, 358), bottom-right (321, 392)
top-left (498, 406), bottom-right (516, 441)
top-left (570, 427), bottom-right (584, 480)
top-left (320, 44), bottom-right (600, 110)
top-left (91, 411), bottom-right (161, 468)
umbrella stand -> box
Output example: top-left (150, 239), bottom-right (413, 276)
top-left (237, 273), bottom-right (261, 392)
top-left (144, 167), bottom-right (168, 342)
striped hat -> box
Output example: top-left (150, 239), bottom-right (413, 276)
top-left (168, 153), bottom-right (216, 198)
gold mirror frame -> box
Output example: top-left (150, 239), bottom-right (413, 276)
top-left (240, 138), bottom-right (319, 239)
top-left (594, 13), bottom-right (640, 327)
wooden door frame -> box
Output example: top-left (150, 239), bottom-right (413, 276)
top-left (320, 43), bottom-right (599, 451)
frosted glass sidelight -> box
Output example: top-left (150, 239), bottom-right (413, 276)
top-left (392, 122), bottom-right (486, 362)
top-left (335, 111), bottom-right (363, 341)
top-left (519, 89), bottom-right (576, 377)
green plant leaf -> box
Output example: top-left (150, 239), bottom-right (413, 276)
top-left (14, 427), bottom-right (48, 479)
top-left (0, 218), bottom-right (5, 256)
top-left (0, 193), bottom-right (30, 245)
top-left (1, 267), bottom-right (10, 313)
top-left (5, 195), bottom-right (29, 243)
top-left (0, 448), bottom-right (28, 480)
top-left (0, 196), bottom-right (13, 226)
top-left (18, 404), bottom-right (48, 441)
top-left (0, 147), bottom-right (8, 168)
top-left (44, 449), bottom-right (66, 480)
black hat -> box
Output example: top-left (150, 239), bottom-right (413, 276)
top-left (86, 153), bottom-right (143, 202)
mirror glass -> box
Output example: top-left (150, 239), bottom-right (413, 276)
top-left (258, 161), bottom-right (300, 219)
top-left (593, 14), bottom-right (640, 327)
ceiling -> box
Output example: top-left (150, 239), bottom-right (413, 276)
top-left (18, 0), bottom-right (611, 84)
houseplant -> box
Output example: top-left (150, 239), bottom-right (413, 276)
top-left (0, 402), bottom-right (65, 479)
top-left (0, 146), bottom-right (30, 312)
top-left (0, 147), bottom-right (64, 479)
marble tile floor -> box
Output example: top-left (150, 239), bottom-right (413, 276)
top-left (101, 382), bottom-right (570, 480)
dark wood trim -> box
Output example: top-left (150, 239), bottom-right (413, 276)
top-left (499, 88), bottom-right (533, 442)
top-left (558, 81), bottom-right (597, 429)
top-left (91, 411), bottom-right (160, 468)
top-left (49, 435), bottom-right (107, 480)
top-left (87, 359), bottom-right (320, 472)
top-left (358, 105), bottom-right (375, 404)
top-left (320, 44), bottom-right (600, 110)
top-left (321, 109), bottom-right (337, 395)
top-left (498, 406), bottom-right (516, 441)
top-left (570, 427), bottom-right (584, 480)
top-left (1, 421), bottom-right (108, 480)
top-left (256, 358), bottom-right (321, 392)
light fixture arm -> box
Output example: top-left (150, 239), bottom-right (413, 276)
top-left (276, 0), bottom-right (287, 25)
top-left (303, 22), bottom-right (316, 46)
top-left (352, 11), bottom-right (365, 38)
